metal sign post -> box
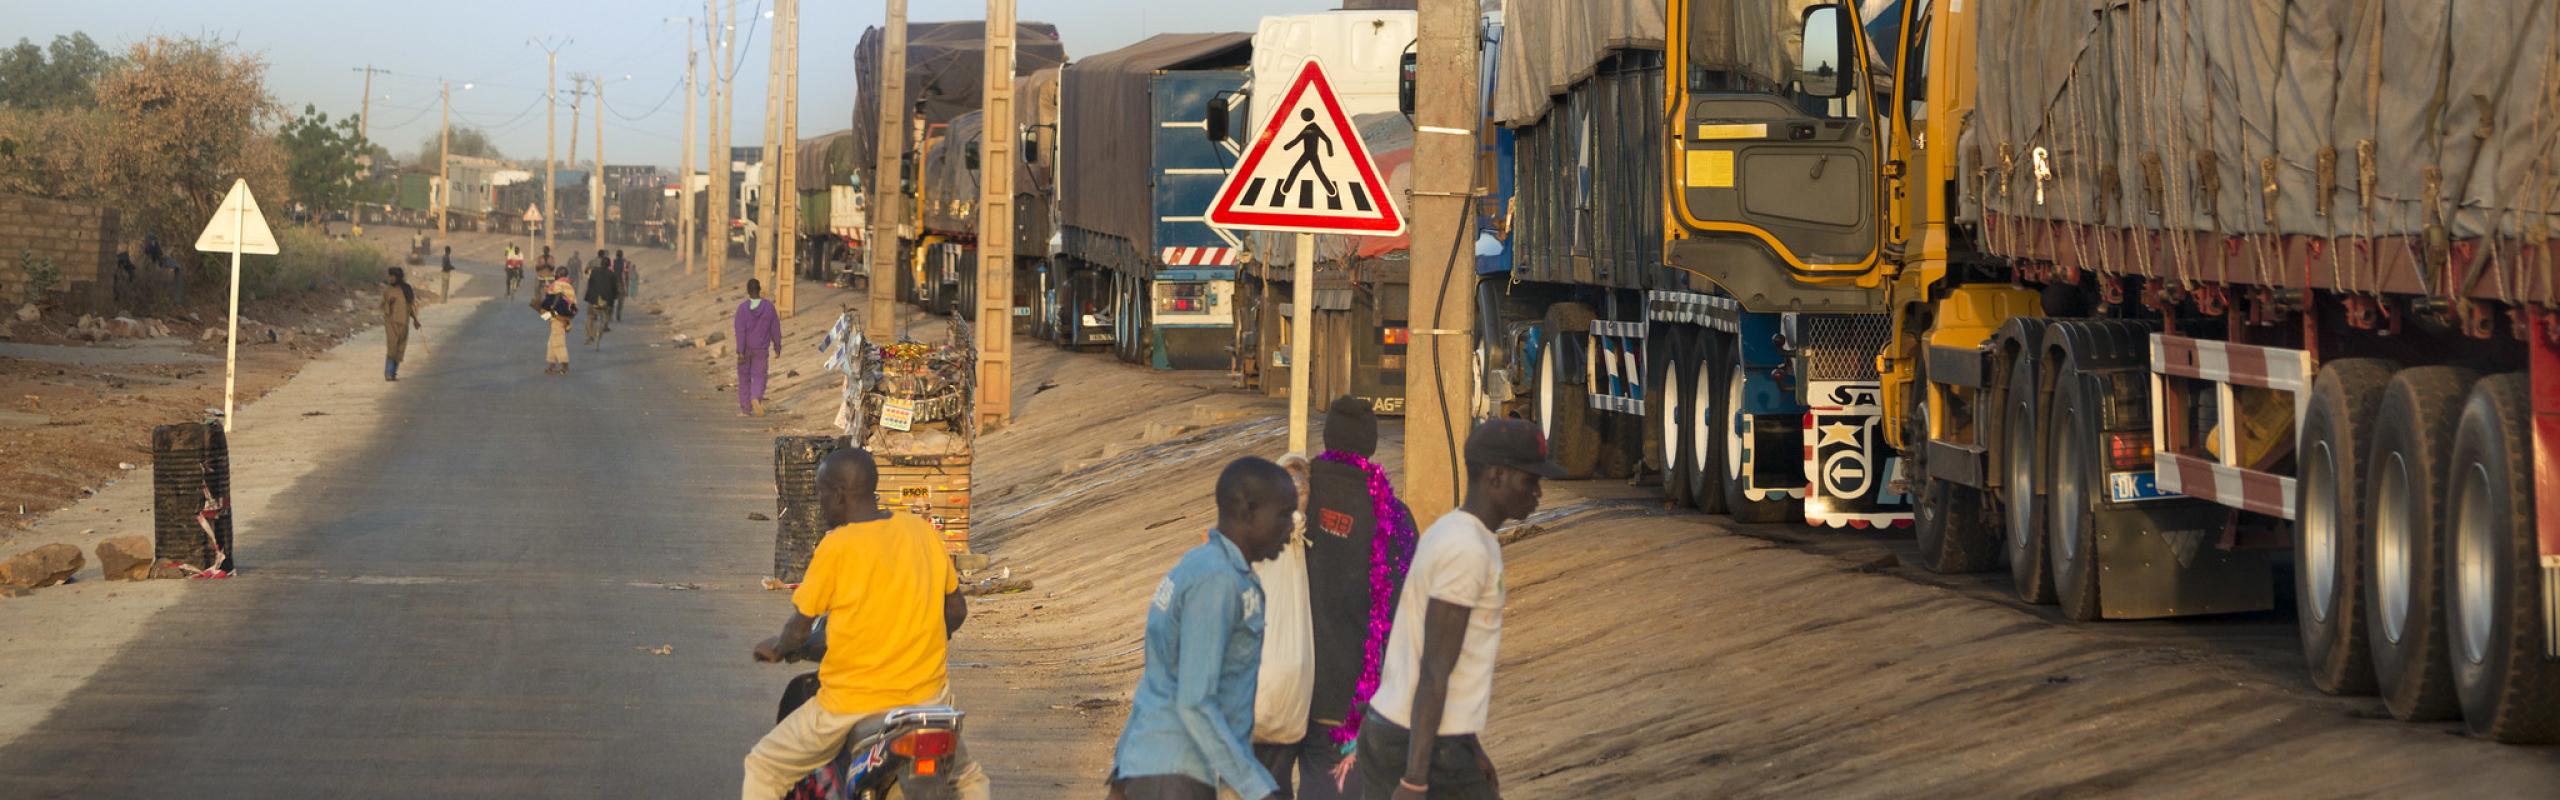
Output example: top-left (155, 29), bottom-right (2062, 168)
top-left (194, 179), bottom-right (280, 432)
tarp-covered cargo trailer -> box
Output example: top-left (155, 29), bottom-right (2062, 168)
top-left (849, 21), bottom-right (1069, 200)
top-left (1016, 68), bottom-right (1065, 340)
top-left (1057, 32), bottom-right (1252, 367)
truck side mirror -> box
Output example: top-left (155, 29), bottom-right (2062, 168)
top-left (1204, 95), bottom-right (1230, 143)
top-left (1021, 126), bottom-right (1040, 164)
top-left (1798, 4), bottom-right (1854, 99)
top-left (966, 138), bottom-right (982, 172)
top-left (1399, 51), bottom-right (1418, 117)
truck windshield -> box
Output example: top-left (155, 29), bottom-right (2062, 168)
top-left (1686, 0), bottom-right (1862, 120)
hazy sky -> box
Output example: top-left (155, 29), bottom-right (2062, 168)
top-left (6, 0), bottom-right (1332, 170)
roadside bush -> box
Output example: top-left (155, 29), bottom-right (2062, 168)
top-left (237, 228), bottom-right (387, 300)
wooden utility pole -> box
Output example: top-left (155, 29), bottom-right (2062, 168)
top-left (757, 0), bottom-right (785, 296)
top-left (975, 0), bottom-right (1016, 429)
top-left (775, 0), bottom-right (801, 317)
top-left (1401, 0), bottom-right (1482, 519)
top-left (437, 80), bottom-right (451, 244)
top-left (866, 0), bottom-right (909, 341)
top-left (593, 74), bottom-right (607, 254)
top-left (680, 20), bottom-right (697, 275)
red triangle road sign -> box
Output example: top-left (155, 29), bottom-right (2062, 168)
top-left (1206, 59), bottom-right (1405, 237)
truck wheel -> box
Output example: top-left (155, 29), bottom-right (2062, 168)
top-left (2446, 373), bottom-right (2559, 743)
top-left (1687, 333), bottom-right (1729, 514)
top-left (2048, 360), bottom-right (2104, 621)
top-left (1055, 278), bottom-right (1080, 346)
top-left (2004, 351), bottom-right (2056, 605)
top-left (2365, 366), bottom-right (2475, 721)
top-left (1650, 327), bottom-right (1696, 507)
top-left (1536, 303), bottom-right (1603, 479)
top-left (2295, 358), bottom-right (2396, 695)
top-left (1721, 340), bottom-right (1799, 524)
top-left (1913, 399), bottom-right (1999, 573)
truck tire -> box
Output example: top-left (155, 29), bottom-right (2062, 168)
top-left (2365, 366), bottom-right (2475, 721)
top-left (2048, 360), bottom-right (2104, 621)
top-left (1115, 273), bottom-right (1141, 364)
top-left (1721, 340), bottom-right (1799, 524)
top-left (1913, 396), bottom-right (1999, 573)
top-left (1649, 327), bottom-right (1696, 507)
top-left (2004, 350), bottom-right (2056, 605)
top-left (1056, 277), bottom-right (1081, 346)
top-left (2296, 358), bottom-right (2397, 696)
top-left (1535, 302), bottom-right (1603, 479)
top-left (2446, 373), bottom-right (2559, 743)
top-left (1686, 332), bottom-right (1729, 514)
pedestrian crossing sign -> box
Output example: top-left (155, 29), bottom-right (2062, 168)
top-left (1206, 58), bottom-right (1405, 237)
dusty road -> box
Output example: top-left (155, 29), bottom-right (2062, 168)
top-left (5, 236), bottom-right (2559, 797)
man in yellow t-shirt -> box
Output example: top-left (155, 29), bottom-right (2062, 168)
top-left (742, 448), bottom-right (989, 800)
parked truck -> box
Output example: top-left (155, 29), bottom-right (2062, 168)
top-left (1755, 0), bottom-right (2560, 742)
top-left (1055, 33), bottom-right (1254, 369)
top-left (910, 67), bottom-right (1062, 330)
top-left (1216, 10), bottom-right (1422, 413)
top-left (1478, 1), bottom-right (1911, 527)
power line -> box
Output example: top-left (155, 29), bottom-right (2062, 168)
top-left (604, 76), bottom-right (684, 121)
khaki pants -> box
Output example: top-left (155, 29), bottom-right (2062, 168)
top-left (547, 318), bottom-right (571, 364)
top-left (742, 685), bottom-right (990, 800)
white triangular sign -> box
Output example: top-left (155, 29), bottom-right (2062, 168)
top-left (1206, 59), bottom-right (1405, 237)
top-left (194, 179), bottom-right (280, 255)
top-left (522, 204), bottom-right (545, 223)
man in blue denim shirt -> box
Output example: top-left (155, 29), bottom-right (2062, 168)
top-left (1110, 458), bottom-right (1299, 800)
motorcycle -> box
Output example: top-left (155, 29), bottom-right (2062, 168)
top-left (774, 623), bottom-right (968, 800)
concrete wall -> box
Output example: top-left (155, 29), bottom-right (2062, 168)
top-left (0, 193), bottom-right (118, 310)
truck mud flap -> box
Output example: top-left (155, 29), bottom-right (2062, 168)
top-left (1152, 327), bottom-right (1231, 371)
top-left (2093, 503), bottom-right (2274, 619)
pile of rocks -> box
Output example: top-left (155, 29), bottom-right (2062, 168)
top-left (0, 536), bottom-right (173, 597)
top-left (69, 315), bottom-right (176, 342)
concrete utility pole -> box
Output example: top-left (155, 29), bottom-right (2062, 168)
top-left (866, 0), bottom-right (909, 341)
top-left (438, 80), bottom-right (452, 244)
top-left (975, 0), bottom-right (1016, 430)
top-left (531, 37), bottom-right (571, 259)
top-left (352, 65), bottom-right (388, 231)
top-left (707, 0), bottom-right (734, 291)
top-left (679, 19), bottom-right (698, 275)
top-left (775, 0), bottom-right (802, 317)
top-left (757, 0), bottom-right (785, 296)
top-left (1401, 0), bottom-right (1483, 519)
top-left (593, 75), bottom-right (607, 254)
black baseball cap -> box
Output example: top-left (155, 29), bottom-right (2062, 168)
top-left (1464, 418), bottom-right (1567, 479)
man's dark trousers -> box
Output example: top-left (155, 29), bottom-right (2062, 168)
top-left (1354, 714), bottom-right (1499, 800)
top-left (1255, 721), bottom-right (1353, 799)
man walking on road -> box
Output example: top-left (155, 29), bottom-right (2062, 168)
top-left (612, 249), bottom-right (635, 321)
top-left (582, 249), bottom-right (620, 349)
top-left (534, 265), bottom-right (577, 375)
top-left (741, 448), bottom-right (990, 800)
top-left (439, 245), bottom-right (455, 300)
top-left (381, 267), bottom-right (423, 381)
top-left (1358, 419), bottom-right (1558, 800)
top-left (1260, 396), bottom-right (1416, 799)
top-left (734, 278), bottom-right (783, 416)
top-left (1109, 458), bottom-right (1297, 800)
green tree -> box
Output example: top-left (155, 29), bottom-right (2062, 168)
top-left (415, 125), bottom-right (502, 164)
top-left (0, 33), bottom-right (116, 109)
top-left (89, 37), bottom-right (288, 256)
top-left (280, 104), bottom-right (369, 219)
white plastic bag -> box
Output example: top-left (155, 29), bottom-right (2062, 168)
top-left (1251, 528), bottom-right (1313, 744)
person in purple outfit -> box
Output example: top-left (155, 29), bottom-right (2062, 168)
top-left (734, 278), bottom-right (784, 416)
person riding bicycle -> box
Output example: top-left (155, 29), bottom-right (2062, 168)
top-left (504, 244), bottom-right (525, 298)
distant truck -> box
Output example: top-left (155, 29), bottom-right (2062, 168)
top-left (1055, 33), bottom-right (1254, 369)
top-left (1215, 9), bottom-right (1421, 412)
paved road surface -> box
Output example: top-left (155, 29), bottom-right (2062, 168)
top-left (0, 265), bottom-right (796, 796)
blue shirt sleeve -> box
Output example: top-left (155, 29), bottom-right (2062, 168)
top-left (1173, 572), bottom-right (1277, 799)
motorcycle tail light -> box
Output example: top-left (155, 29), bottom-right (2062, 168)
top-left (891, 729), bottom-right (957, 759)
top-left (913, 758), bottom-right (939, 776)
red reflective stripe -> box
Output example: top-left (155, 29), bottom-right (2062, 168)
top-left (2534, 308), bottom-right (2560, 558)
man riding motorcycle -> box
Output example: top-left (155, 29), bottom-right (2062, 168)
top-left (504, 245), bottom-right (525, 298)
top-left (744, 448), bottom-right (991, 800)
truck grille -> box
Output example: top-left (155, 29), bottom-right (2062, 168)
top-left (1799, 315), bottom-right (1890, 381)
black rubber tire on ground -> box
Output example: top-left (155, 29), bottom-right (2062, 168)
top-left (1650, 327), bottom-right (1696, 508)
top-left (1914, 476), bottom-right (2000, 573)
top-left (2365, 365), bottom-right (2476, 722)
top-left (1537, 302), bottom-right (1603, 479)
top-left (1685, 332), bottom-right (1729, 515)
top-left (1720, 340), bottom-right (1800, 524)
top-left (2047, 360), bottom-right (2104, 621)
top-left (2446, 373), bottom-right (2560, 743)
top-left (2004, 350), bottom-right (2057, 605)
top-left (2294, 358), bottom-right (2397, 696)
top-left (1115, 274), bottom-right (1141, 364)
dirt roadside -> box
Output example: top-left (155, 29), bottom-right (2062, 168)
top-left (0, 228), bottom-right (472, 538)
top-left (643, 262), bottom-right (2560, 797)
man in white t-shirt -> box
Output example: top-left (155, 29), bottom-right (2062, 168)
top-left (1358, 419), bottom-right (1559, 799)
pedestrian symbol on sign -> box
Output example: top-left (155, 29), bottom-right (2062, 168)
top-left (1205, 58), bottom-right (1403, 236)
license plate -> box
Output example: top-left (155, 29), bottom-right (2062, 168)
top-left (2108, 471), bottom-right (2178, 502)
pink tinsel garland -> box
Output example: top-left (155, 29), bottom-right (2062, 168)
top-left (1315, 450), bottom-right (1417, 747)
